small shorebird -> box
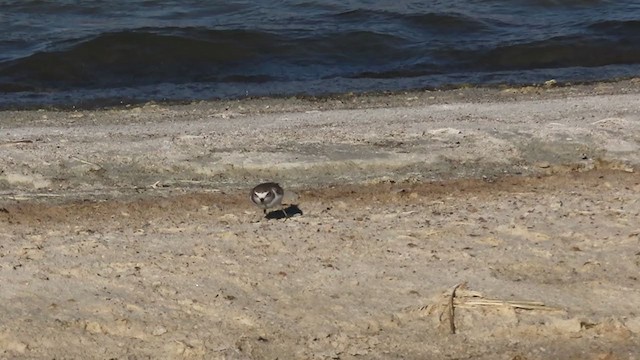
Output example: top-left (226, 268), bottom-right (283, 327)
top-left (250, 182), bottom-right (287, 218)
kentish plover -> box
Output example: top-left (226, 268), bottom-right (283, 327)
top-left (250, 182), bottom-right (287, 217)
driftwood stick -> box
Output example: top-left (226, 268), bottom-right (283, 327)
top-left (70, 156), bottom-right (103, 170)
top-left (0, 139), bottom-right (34, 146)
top-left (448, 282), bottom-right (466, 334)
top-left (456, 299), bottom-right (561, 311)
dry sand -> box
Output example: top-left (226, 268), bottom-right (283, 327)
top-left (1, 80), bottom-right (640, 359)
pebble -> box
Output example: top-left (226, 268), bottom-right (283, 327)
top-left (624, 316), bottom-right (640, 334)
top-left (151, 326), bottom-right (168, 336)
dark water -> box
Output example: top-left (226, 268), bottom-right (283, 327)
top-left (1, 0), bottom-right (640, 109)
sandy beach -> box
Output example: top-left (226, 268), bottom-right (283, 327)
top-left (1, 80), bottom-right (640, 359)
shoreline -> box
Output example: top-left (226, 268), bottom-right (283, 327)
top-left (3, 77), bottom-right (640, 113)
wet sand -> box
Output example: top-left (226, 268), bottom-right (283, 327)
top-left (1, 80), bottom-right (640, 359)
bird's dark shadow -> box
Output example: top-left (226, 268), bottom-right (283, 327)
top-left (265, 204), bottom-right (303, 220)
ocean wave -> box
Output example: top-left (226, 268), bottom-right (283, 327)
top-left (1, 1), bottom-right (639, 107)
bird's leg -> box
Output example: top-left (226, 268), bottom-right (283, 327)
top-left (255, 208), bottom-right (267, 222)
